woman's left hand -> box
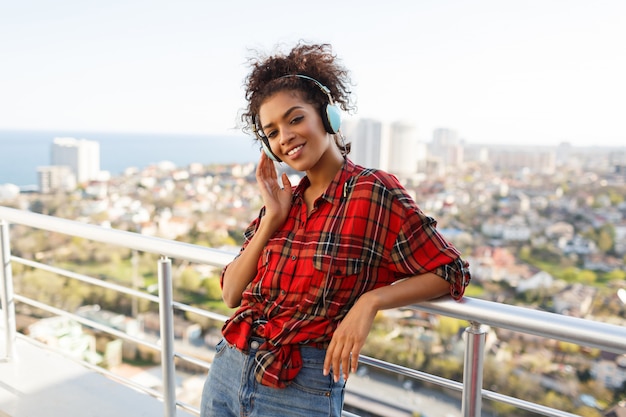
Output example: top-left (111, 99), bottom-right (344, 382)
top-left (323, 296), bottom-right (376, 382)
top-left (322, 273), bottom-right (450, 382)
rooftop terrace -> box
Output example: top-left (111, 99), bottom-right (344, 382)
top-left (2, 206), bottom-right (626, 417)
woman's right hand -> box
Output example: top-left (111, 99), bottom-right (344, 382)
top-left (256, 152), bottom-right (292, 231)
top-left (221, 153), bottom-right (293, 307)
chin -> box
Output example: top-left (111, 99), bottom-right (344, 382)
top-left (287, 160), bottom-right (311, 172)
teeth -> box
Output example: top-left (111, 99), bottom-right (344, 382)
top-left (287, 145), bottom-right (303, 156)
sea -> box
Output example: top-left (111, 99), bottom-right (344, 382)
top-left (0, 129), bottom-right (261, 188)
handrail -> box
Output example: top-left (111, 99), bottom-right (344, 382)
top-left (2, 205), bottom-right (626, 417)
top-left (419, 296), bottom-right (626, 354)
top-left (0, 206), bottom-right (235, 266)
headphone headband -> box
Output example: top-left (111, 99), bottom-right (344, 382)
top-left (279, 74), bottom-right (335, 105)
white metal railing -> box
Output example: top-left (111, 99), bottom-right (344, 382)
top-left (2, 205), bottom-right (626, 417)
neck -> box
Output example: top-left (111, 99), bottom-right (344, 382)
top-left (306, 147), bottom-right (345, 190)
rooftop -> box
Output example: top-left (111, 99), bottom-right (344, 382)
top-left (0, 334), bottom-right (194, 417)
top-left (2, 205), bottom-right (626, 417)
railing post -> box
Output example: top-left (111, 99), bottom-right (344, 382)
top-left (461, 321), bottom-right (486, 417)
top-left (158, 256), bottom-right (177, 417)
top-left (0, 219), bottom-right (17, 361)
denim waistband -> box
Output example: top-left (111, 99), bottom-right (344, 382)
top-left (245, 337), bottom-right (326, 361)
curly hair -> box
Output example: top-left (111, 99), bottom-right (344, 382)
top-left (240, 42), bottom-right (355, 154)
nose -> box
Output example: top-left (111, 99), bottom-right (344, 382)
top-left (279, 125), bottom-right (295, 146)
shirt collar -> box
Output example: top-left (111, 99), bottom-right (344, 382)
top-left (294, 159), bottom-right (358, 206)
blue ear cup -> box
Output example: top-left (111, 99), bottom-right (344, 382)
top-left (261, 138), bottom-right (281, 162)
top-left (324, 103), bottom-right (342, 134)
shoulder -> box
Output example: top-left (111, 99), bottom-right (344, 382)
top-left (348, 165), bottom-right (417, 209)
top-left (347, 162), bottom-right (399, 186)
top-left (357, 167), bottom-right (399, 186)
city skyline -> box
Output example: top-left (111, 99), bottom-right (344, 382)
top-left (1, 1), bottom-right (625, 148)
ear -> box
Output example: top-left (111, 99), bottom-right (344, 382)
top-left (324, 104), bottom-right (342, 134)
top-left (261, 137), bottom-right (281, 162)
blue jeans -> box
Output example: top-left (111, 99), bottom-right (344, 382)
top-left (201, 338), bottom-right (345, 417)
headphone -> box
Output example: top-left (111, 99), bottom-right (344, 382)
top-left (253, 74), bottom-right (342, 162)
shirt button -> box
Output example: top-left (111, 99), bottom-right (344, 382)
top-left (250, 340), bottom-right (260, 349)
top-left (291, 255), bottom-right (297, 260)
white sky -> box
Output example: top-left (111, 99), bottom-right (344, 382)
top-left (1, 0), bottom-right (625, 147)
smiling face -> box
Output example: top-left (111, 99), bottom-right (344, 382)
top-left (258, 90), bottom-right (344, 174)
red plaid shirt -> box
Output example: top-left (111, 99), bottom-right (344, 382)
top-left (220, 159), bottom-right (470, 388)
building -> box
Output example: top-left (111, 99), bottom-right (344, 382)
top-left (489, 147), bottom-right (556, 175)
top-left (430, 127), bottom-right (464, 167)
top-left (386, 121), bottom-right (423, 177)
top-left (37, 165), bottom-right (76, 194)
top-left (51, 137), bottom-right (101, 184)
top-left (592, 352), bottom-right (626, 390)
top-left (345, 118), bottom-right (384, 169)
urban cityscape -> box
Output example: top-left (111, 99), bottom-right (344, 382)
top-left (1, 119), bottom-right (626, 416)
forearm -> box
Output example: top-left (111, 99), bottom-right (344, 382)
top-left (221, 221), bottom-right (276, 308)
top-left (359, 272), bottom-right (450, 313)
top-left (223, 156), bottom-right (293, 308)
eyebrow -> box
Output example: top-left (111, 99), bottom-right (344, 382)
top-left (262, 106), bottom-right (304, 131)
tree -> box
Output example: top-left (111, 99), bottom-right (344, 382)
top-left (435, 316), bottom-right (466, 340)
top-left (562, 267), bottom-right (579, 283)
top-left (606, 269), bottom-right (626, 281)
top-left (203, 277), bottom-right (223, 301)
top-left (541, 391), bottom-right (572, 413)
top-left (572, 406), bottom-right (602, 417)
top-left (597, 224), bottom-right (615, 253)
top-left (557, 340), bottom-right (580, 356)
top-left (577, 270), bottom-right (597, 285)
top-left (608, 188), bottom-right (625, 205)
top-left (179, 267), bottom-right (202, 292)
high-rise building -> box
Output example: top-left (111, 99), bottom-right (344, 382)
top-left (344, 118), bottom-right (383, 169)
top-left (609, 150), bottom-right (626, 177)
top-left (51, 137), bottom-right (100, 184)
top-left (386, 121), bottom-right (422, 177)
top-left (430, 128), bottom-right (464, 167)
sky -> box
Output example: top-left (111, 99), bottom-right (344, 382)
top-left (1, 0), bottom-right (625, 147)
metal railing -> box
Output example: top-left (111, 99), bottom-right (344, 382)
top-left (2, 205), bottom-right (626, 417)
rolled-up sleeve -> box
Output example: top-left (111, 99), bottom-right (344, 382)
top-left (390, 205), bottom-right (471, 300)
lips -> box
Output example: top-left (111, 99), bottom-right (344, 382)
top-left (286, 144), bottom-right (304, 156)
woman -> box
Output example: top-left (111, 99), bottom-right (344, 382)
top-left (201, 42), bottom-right (470, 417)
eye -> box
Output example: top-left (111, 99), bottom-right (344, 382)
top-left (265, 129), bottom-right (278, 139)
top-left (290, 115), bottom-right (304, 125)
